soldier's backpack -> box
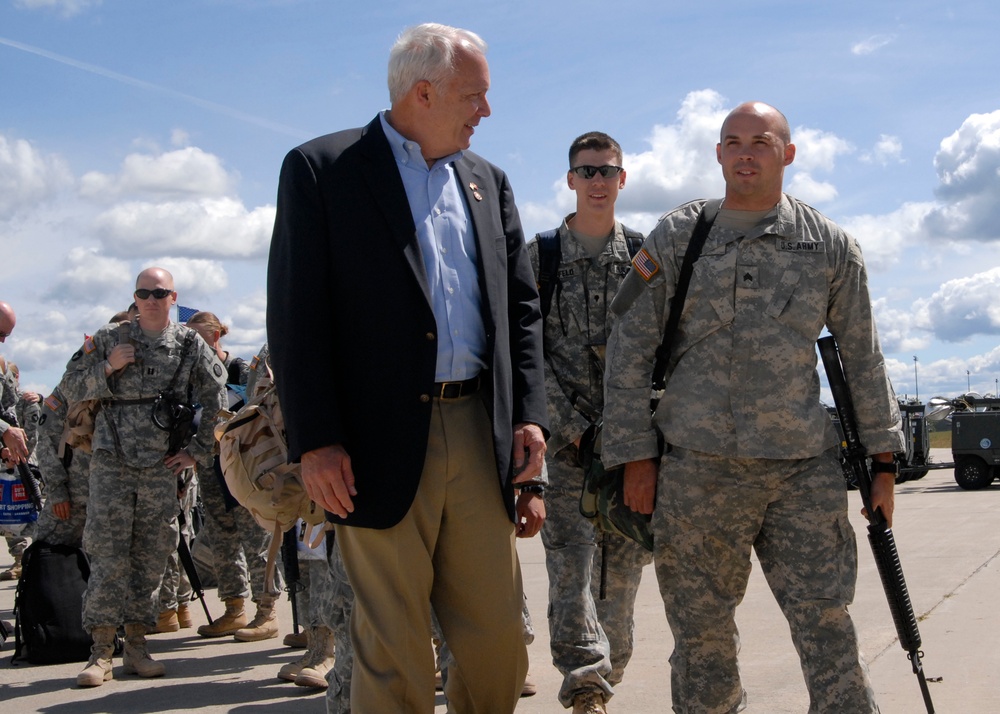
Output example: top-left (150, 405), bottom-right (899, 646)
top-left (13, 540), bottom-right (92, 664)
top-left (214, 359), bottom-right (326, 536)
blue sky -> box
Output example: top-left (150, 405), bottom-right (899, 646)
top-left (2, 0), bottom-right (1000, 403)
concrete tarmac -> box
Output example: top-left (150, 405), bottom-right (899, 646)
top-left (1, 448), bottom-right (997, 712)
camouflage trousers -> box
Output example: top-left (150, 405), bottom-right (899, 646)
top-left (4, 523), bottom-right (35, 556)
top-left (34, 456), bottom-right (90, 549)
top-left (159, 479), bottom-right (197, 611)
top-left (314, 534), bottom-right (354, 714)
top-left (199, 459), bottom-right (273, 602)
top-left (654, 446), bottom-right (878, 714)
top-left (82, 449), bottom-right (179, 630)
top-left (541, 444), bottom-right (652, 707)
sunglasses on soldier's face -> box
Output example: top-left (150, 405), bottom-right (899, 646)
top-left (570, 165), bottom-right (624, 179)
top-left (134, 288), bottom-right (173, 300)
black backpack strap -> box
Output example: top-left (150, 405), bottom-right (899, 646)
top-left (650, 199), bottom-right (722, 409)
top-left (621, 225), bottom-right (645, 259)
top-left (535, 229), bottom-right (561, 319)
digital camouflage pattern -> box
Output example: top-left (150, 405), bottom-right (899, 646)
top-left (528, 219), bottom-right (652, 707)
top-left (33, 384), bottom-right (91, 548)
top-left (603, 195), bottom-right (904, 713)
top-left (317, 535), bottom-right (354, 714)
top-left (60, 319), bottom-right (226, 630)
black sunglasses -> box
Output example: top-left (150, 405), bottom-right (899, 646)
top-left (570, 165), bottom-right (624, 179)
top-left (134, 288), bottom-right (173, 300)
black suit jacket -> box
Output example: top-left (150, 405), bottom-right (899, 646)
top-left (266, 116), bottom-right (548, 528)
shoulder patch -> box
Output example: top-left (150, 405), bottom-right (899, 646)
top-left (83, 336), bottom-right (97, 354)
top-left (250, 355), bottom-right (261, 371)
top-left (632, 248), bottom-right (660, 281)
top-left (213, 363), bottom-right (224, 378)
top-left (44, 393), bottom-right (63, 412)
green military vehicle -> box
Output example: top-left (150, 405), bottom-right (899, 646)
top-left (950, 396), bottom-right (1000, 490)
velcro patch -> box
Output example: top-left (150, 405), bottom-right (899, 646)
top-left (778, 239), bottom-right (825, 253)
top-left (632, 248), bottom-right (660, 281)
top-left (83, 336), bottom-right (97, 354)
top-left (43, 393), bottom-right (63, 412)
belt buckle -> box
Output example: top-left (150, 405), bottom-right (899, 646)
top-left (439, 382), bottom-right (461, 399)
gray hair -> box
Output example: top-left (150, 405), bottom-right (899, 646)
top-left (387, 23), bottom-right (487, 104)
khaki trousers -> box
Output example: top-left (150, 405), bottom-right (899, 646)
top-left (337, 393), bottom-right (528, 714)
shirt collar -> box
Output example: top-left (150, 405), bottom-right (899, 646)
top-left (379, 110), bottom-right (463, 171)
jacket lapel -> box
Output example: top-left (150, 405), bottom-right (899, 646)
top-left (455, 156), bottom-right (499, 332)
top-left (355, 117), bottom-right (432, 304)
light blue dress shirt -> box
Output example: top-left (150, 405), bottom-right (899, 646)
top-left (380, 111), bottom-right (487, 383)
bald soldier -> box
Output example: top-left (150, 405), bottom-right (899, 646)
top-left (602, 102), bottom-right (903, 713)
top-left (60, 267), bottom-right (227, 687)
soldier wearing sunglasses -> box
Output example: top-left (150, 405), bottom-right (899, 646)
top-left (60, 266), bottom-right (227, 688)
top-left (527, 132), bottom-right (651, 714)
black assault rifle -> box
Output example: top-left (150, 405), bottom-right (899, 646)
top-left (2, 412), bottom-right (43, 512)
top-left (818, 335), bottom-right (934, 713)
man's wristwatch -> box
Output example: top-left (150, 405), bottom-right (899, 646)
top-left (519, 484), bottom-right (545, 496)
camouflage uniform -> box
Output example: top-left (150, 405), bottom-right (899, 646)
top-left (317, 533), bottom-right (355, 714)
top-left (158, 470), bottom-right (196, 613)
top-left (2, 365), bottom-right (38, 560)
top-left (60, 320), bottom-right (226, 631)
top-left (527, 218), bottom-right (653, 707)
top-left (603, 196), bottom-right (905, 713)
top-left (196, 350), bottom-right (274, 604)
top-left (33, 384), bottom-right (91, 548)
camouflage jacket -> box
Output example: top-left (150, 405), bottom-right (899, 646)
top-left (527, 218), bottom-right (641, 455)
top-left (60, 320), bottom-right (227, 467)
top-left (603, 195), bottom-right (904, 467)
top-left (0, 362), bottom-right (16, 436)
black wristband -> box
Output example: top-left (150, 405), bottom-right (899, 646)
top-left (870, 460), bottom-right (898, 474)
top-left (519, 484), bottom-right (545, 495)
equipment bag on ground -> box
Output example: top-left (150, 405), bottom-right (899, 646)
top-left (13, 540), bottom-right (92, 664)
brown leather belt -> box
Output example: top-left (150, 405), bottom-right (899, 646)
top-left (434, 375), bottom-right (481, 400)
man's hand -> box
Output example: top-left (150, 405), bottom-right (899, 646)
top-left (106, 343), bottom-right (136, 372)
top-left (22, 391), bottom-right (40, 405)
top-left (1, 426), bottom-right (28, 462)
top-left (164, 449), bottom-right (196, 476)
top-left (515, 491), bottom-right (545, 538)
top-left (512, 423), bottom-right (546, 484)
top-left (302, 444), bottom-right (357, 518)
top-left (623, 458), bottom-right (658, 515)
top-left (866, 455), bottom-right (896, 527)
top-left (53, 501), bottom-right (71, 520)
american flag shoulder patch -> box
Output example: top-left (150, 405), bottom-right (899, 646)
top-left (83, 336), bottom-right (97, 354)
top-left (633, 248), bottom-right (660, 281)
top-left (44, 393), bottom-right (63, 412)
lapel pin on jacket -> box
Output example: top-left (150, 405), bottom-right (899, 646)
top-left (469, 182), bottom-right (483, 201)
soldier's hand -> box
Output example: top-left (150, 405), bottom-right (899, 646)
top-left (1, 426), bottom-right (28, 462)
top-left (53, 501), bottom-right (71, 520)
top-left (623, 458), bottom-right (657, 515)
top-left (164, 449), bottom-right (196, 475)
top-left (106, 343), bottom-right (136, 372)
top-left (866, 468), bottom-right (896, 527)
top-left (302, 444), bottom-right (357, 518)
top-left (23, 391), bottom-right (41, 405)
top-left (515, 490), bottom-right (545, 538)
top-left (512, 423), bottom-right (546, 483)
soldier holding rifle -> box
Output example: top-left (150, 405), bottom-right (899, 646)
top-left (603, 101), bottom-right (904, 712)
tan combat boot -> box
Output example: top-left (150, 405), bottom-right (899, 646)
top-left (0, 554), bottom-right (22, 581)
top-left (177, 603), bottom-right (193, 629)
top-left (197, 597), bottom-right (247, 638)
top-left (278, 626), bottom-right (315, 682)
top-left (294, 625), bottom-right (335, 689)
top-left (572, 690), bottom-right (608, 714)
top-left (122, 623), bottom-right (165, 678)
top-left (152, 609), bottom-right (179, 634)
top-left (233, 594), bottom-right (278, 642)
top-left (283, 629), bottom-right (307, 648)
top-left (76, 625), bottom-right (116, 687)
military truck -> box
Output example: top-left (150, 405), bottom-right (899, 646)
top-left (950, 396), bottom-right (1000, 490)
